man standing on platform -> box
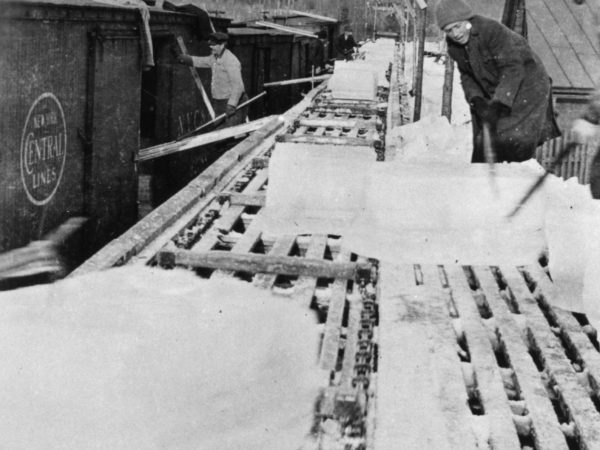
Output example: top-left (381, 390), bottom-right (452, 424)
top-left (435, 0), bottom-right (560, 163)
top-left (335, 25), bottom-right (357, 61)
top-left (178, 31), bottom-right (247, 126)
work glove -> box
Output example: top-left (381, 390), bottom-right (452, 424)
top-left (470, 96), bottom-right (507, 127)
top-left (226, 105), bottom-right (237, 119)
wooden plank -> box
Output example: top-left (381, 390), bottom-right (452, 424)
top-left (500, 265), bottom-right (600, 448)
top-left (444, 265), bottom-right (522, 449)
top-left (527, 14), bottom-right (570, 87)
top-left (137, 117), bottom-right (274, 162)
top-left (319, 246), bottom-right (352, 370)
top-left (218, 192), bottom-right (266, 207)
top-left (278, 134), bottom-right (381, 148)
top-left (157, 248), bottom-right (370, 278)
top-left (376, 263), bottom-right (478, 449)
top-left (290, 234), bottom-right (329, 307)
top-left (253, 234), bottom-right (297, 289)
top-left (176, 36), bottom-right (215, 119)
top-left (519, 265), bottom-right (600, 399)
top-left (211, 213), bottom-right (264, 279)
top-left (263, 74), bottom-right (330, 87)
top-left (192, 169), bottom-right (268, 252)
top-left (473, 266), bottom-right (569, 449)
top-left (296, 117), bottom-right (380, 129)
top-left (339, 282), bottom-right (363, 388)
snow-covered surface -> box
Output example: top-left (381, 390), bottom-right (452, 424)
top-left (0, 267), bottom-right (321, 449)
top-left (263, 144), bottom-right (547, 265)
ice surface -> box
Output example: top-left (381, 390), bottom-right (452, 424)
top-left (328, 61), bottom-right (379, 100)
top-left (264, 144), bottom-right (547, 265)
top-left (0, 267), bottom-right (321, 449)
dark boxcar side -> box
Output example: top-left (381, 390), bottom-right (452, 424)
top-left (0, 2), bottom-right (141, 258)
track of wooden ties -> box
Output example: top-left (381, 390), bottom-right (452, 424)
top-left (151, 93), bottom-right (388, 447)
top-left (378, 263), bottom-right (600, 450)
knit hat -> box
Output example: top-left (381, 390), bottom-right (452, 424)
top-left (435, 0), bottom-right (474, 29)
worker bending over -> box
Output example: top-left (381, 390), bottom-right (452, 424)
top-left (435, 0), bottom-right (560, 163)
top-left (571, 3), bottom-right (600, 198)
top-left (178, 32), bottom-right (247, 126)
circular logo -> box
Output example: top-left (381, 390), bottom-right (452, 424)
top-left (20, 93), bottom-right (67, 206)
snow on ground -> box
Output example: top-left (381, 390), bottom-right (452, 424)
top-left (0, 267), bottom-right (321, 449)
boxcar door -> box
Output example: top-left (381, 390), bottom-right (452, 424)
top-left (85, 28), bottom-right (141, 254)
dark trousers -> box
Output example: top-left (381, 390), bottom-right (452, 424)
top-left (212, 93), bottom-right (248, 128)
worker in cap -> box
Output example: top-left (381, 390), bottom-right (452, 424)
top-left (178, 31), bottom-right (247, 126)
top-left (335, 25), bottom-right (358, 61)
top-left (309, 29), bottom-right (331, 75)
top-left (435, 0), bottom-right (560, 162)
top-left (571, 4), bottom-right (600, 197)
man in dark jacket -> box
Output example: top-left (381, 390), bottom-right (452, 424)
top-left (335, 26), bottom-right (357, 61)
top-left (435, 0), bottom-right (560, 163)
top-left (309, 30), bottom-right (330, 75)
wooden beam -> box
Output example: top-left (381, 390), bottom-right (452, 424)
top-left (295, 117), bottom-right (381, 130)
top-left (176, 36), bottom-right (215, 119)
top-left (137, 116), bottom-right (275, 162)
top-left (254, 21), bottom-right (317, 37)
top-left (278, 133), bottom-right (382, 149)
top-left (263, 74), bottom-right (331, 87)
top-left (157, 248), bottom-right (371, 279)
top-left (288, 9), bottom-right (338, 22)
top-left (218, 192), bottom-right (266, 207)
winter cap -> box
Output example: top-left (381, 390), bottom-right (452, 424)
top-left (435, 0), bottom-right (474, 29)
top-left (208, 32), bottom-right (229, 44)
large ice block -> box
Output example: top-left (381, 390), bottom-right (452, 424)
top-left (328, 61), bottom-right (379, 100)
top-left (263, 145), bottom-right (547, 265)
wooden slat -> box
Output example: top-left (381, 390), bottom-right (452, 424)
top-left (218, 192), bottom-right (266, 207)
top-left (253, 234), bottom-right (297, 289)
top-left (278, 134), bottom-right (381, 148)
top-left (444, 264), bottom-right (522, 449)
top-left (473, 266), bottom-right (569, 449)
top-left (339, 282), bottom-right (363, 388)
top-left (376, 263), bottom-right (478, 449)
top-left (500, 265), bottom-right (600, 447)
top-left (290, 234), bottom-right (329, 307)
top-left (192, 170), bottom-right (268, 252)
top-left (319, 246), bottom-right (352, 370)
top-left (296, 118), bottom-right (379, 129)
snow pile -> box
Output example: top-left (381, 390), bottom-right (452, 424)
top-left (390, 114), bottom-right (472, 163)
top-left (0, 267), bottom-right (321, 449)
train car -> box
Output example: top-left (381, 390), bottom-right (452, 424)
top-left (0, 1), bottom-right (319, 276)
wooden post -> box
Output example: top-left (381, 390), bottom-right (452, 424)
top-left (441, 53), bottom-right (454, 120)
top-left (412, 0), bottom-right (427, 122)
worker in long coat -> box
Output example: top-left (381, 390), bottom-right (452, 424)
top-left (435, 0), bottom-right (560, 163)
top-left (571, 5), bottom-right (600, 198)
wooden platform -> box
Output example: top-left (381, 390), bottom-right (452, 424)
top-left (377, 263), bottom-right (600, 449)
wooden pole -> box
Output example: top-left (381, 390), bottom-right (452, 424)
top-left (263, 74), bottom-right (330, 87)
top-left (176, 36), bottom-right (215, 119)
top-left (157, 248), bottom-right (372, 279)
top-left (441, 54), bottom-right (454, 120)
top-left (412, 2), bottom-right (427, 122)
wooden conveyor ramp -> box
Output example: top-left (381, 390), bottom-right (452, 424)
top-left (73, 42), bottom-right (600, 449)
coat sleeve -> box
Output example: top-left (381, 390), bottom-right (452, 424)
top-left (482, 21), bottom-right (528, 110)
top-left (223, 56), bottom-right (245, 107)
top-left (190, 55), bottom-right (214, 68)
top-left (447, 44), bottom-right (485, 104)
top-left (583, 89), bottom-right (600, 125)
